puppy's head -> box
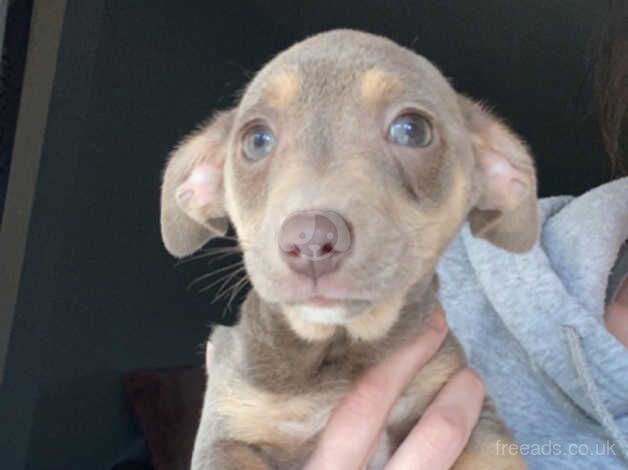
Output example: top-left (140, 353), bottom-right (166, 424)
top-left (161, 30), bottom-right (537, 331)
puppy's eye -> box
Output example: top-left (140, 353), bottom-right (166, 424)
top-left (388, 113), bottom-right (432, 147)
top-left (243, 125), bottom-right (275, 161)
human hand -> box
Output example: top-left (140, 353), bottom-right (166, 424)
top-left (304, 309), bottom-right (486, 470)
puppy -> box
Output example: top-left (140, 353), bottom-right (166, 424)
top-left (160, 30), bottom-right (536, 469)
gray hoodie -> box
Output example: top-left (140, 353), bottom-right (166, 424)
top-left (438, 177), bottom-right (628, 469)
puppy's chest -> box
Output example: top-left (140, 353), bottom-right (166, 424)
top-left (210, 334), bottom-right (461, 454)
top-left (211, 345), bottom-right (367, 447)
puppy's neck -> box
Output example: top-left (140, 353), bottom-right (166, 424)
top-left (234, 276), bottom-right (440, 395)
top-left (281, 275), bottom-right (439, 342)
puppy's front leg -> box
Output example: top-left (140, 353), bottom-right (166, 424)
top-left (193, 439), bottom-right (271, 470)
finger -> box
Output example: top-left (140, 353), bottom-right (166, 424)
top-left (305, 309), bottom-right (448, 470)
top-left (386, 368), bottom-right (485, 470)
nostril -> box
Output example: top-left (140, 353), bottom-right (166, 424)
top-left (279, 210), bottom-right (353, 277)
top-left (285, 244), bottom-right (301, 257)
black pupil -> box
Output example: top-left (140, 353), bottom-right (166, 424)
top-left (253, 131), bottom-right (270, 149)
top-left (392, 116), bottom-right (428, 146)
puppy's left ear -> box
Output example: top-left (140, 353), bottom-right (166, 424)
top-left (459, 95), bottom-right (539, 253)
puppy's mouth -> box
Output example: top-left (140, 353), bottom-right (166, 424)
top-left (275, 269), bottom-right (371, 304)
top-left (304, 295), bottom-right (341, 307)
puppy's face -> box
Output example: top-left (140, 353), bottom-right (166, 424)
top-left (226, 40), bottom-right (471, 319)
top-left (161, 30), bottom-right (537, 329)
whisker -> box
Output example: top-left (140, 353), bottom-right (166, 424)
top-left (199, 266), bottom-right (246, 294)
top-left (198, 246), bottom-right (241, 256)
top-left (226, 275), bottom-right (251, 312)
top-left (214, 267), bottom-right (247, 299)
top-left (212, 271), bottom-right (247, 303)
top-left (205, 251), bottom-right (243, 268)
top-left (187, 261), bottom-right (244, 290)
top-left (177, 246), bottom-right (242, 265)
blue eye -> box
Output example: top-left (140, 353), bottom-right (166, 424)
top-left (388, 113), bottom-right (432, 147)
top-left (243, 125), bottom-right (275, 161)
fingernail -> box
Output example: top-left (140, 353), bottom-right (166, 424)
top-left (425, 309), bottom-right (446, 332)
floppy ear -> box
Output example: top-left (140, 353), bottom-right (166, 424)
top-left (458, 96), bottom-right (539, 253)
top-left (160, 110), bottom-right (235, 258)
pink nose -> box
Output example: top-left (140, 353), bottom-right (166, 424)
top-left (278, 210), bottom-right (352, 279)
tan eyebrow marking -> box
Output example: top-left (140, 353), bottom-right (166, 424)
top-left (264, 70), bottom-right (300, 108)
top-left (360, 68), bottom-right (401, 103)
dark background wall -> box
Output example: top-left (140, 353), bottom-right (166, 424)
top-left (0, 0), bottom-right (33, 225)
top-left (0, 0), bottom-right (612, 468)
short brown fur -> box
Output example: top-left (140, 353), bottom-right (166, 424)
top-left (160, 30), bottom-right (536, 469)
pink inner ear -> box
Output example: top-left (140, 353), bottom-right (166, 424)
top-left (475, 142), bottom-right (529, 212)
top-left (175, 163), bottom-right (221, 209)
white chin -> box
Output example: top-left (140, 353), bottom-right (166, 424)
top-left (293, 304), bottom-right (352, 325)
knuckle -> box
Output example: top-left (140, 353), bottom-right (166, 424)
top-left (421, 408), bottom-right (468, 454)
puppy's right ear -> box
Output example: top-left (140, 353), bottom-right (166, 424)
top-left (160, 110), bottom-right (235, 258)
